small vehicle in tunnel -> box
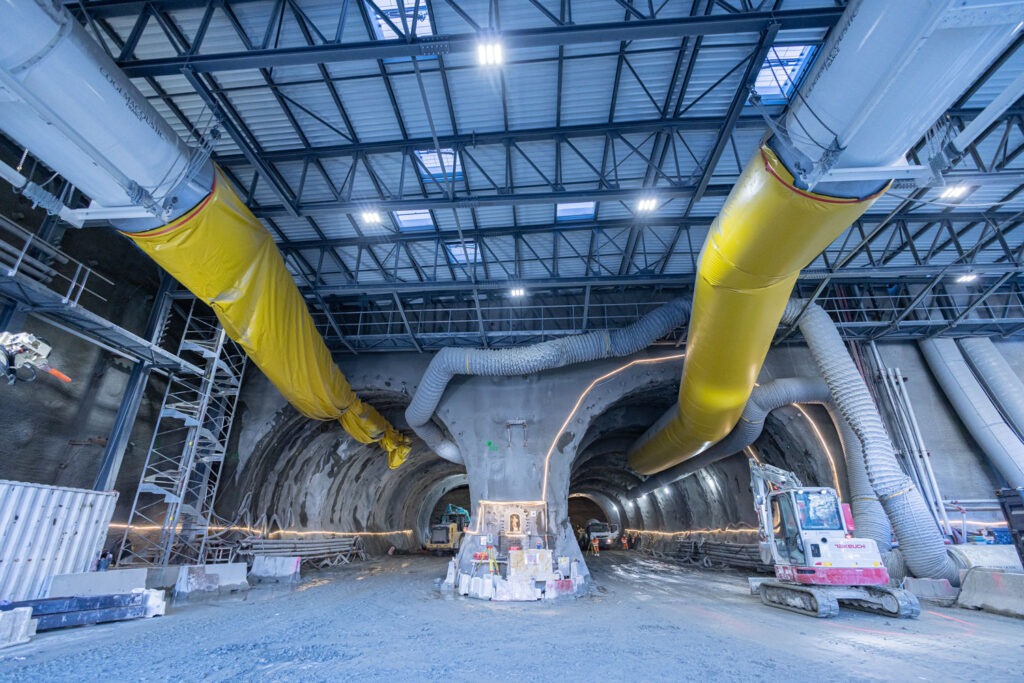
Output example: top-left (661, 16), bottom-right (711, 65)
top-left (584, 519), bottom-right (620, 551)
top-left (425, 504), bottom-right (471, 555)
top-left (749, 461), bottom-right (919, 619)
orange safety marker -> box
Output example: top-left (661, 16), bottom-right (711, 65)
top-left (46, 367), bottom-right (72, 383)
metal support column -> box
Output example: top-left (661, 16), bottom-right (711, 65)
top-left (93, 276), bottom-right (177, 491)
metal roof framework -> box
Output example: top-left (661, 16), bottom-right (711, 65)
top-left (61, 0), bottom-right (1024, 352)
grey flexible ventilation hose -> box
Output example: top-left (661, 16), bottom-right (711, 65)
top-left (828, 405), bottom-right (894, 554)
top-left (920, 338), bottom-right (1024, 487)
top-left (784, 301), bottom-right (958, 584)
top-left (406, 298), bottom-right (690, 464)
top-left (630, 376), bottom-right (896, 560)
top-left (958, 337), bottom-right (1024, 471)
top-left (632, 377), bottom-right (832, 496)
top-left (960, 337), bottom-right (1024, 439)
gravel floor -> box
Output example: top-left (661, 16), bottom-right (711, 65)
top-left (1, 552), bottom-right (1021, 682)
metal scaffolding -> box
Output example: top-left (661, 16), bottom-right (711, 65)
top-left (119, 299), bottom-right (246, 567)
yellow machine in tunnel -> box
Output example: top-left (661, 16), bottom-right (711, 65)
top-left (628, 146), bottom-right (886, 475)
top-left (124, 167), bottom-right (411, 468)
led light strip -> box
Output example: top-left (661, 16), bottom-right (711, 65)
top-left (108, 522), bottom-right (413, 537)
top-left (542, 354), bottom-right (685, 501)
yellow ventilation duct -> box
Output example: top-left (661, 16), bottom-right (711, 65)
top-left (628, 146), bottom-right (885, 475)
top-left (125, 168), bottom-right (412, 468)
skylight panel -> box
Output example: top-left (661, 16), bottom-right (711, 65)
top-left (394, 209), bottom-right (434, 231)
top-left (415, 149), bottom-right (463, 183)
top-left (368, 0), bottom-right (433, 40)
top-left (445, 241), bottom-right (479, 264)
top-left (556, 201), bottom-right (596, 221)
top-left (751, 45), bottom-right (817, 105)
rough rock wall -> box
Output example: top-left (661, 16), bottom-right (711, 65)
top-left (1, 185), bottom-right (162, 519)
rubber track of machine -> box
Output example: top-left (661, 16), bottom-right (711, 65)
top-left (759, 582), bottom-right (839, 618)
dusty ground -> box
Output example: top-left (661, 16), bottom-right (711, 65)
top-left (1, 552), bottom-right (1021, 682)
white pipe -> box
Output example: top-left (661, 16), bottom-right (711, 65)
top-left (784, 0), bottom-right (1024, 171)
top-left (0, 0), bottom-right (197, 211)
top-left (893, 366), bottom-right (954, 535)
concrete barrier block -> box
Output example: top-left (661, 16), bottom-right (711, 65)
top-left (0, 608), bottom-right (34, 649)
top-left (140, 588), bottom-right (167, 618)
top-left (543, 578), bottom-right (577, 599)
top-left (204, 563), bottom-right (248, 591)
top-left (443, 560), bottom-right (457, 587)
top-left (904, 577), bottom-right (960, 607)
top-left (958, 568), bottom-right (1024, 618)
top-left (249, 556), bottom-right (301, 582)
top-left (509, 578), bottom-right (541, 601)
top-left (174, 566), bottom-right (219, 596)
top-left (948, 544), bottom-right (1024, 573)
top-left (493, 578), bottom-right (511, 601)
top-left (47, 568), bottom-right (147, 598)
top-left (145, 567), bottom-right (181, 590)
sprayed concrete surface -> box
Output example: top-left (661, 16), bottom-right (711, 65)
top-left (1, 553), bottom-right (1020, 682)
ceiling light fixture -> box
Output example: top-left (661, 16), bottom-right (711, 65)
top-left (361, 210), bottom-right (381, 224)
top-left (956, 273), bottom-right (978, 283)
top-left (510, 287), bottom-right (525, 297)
top-left (636, 197), bottom-right (658, 213)
top-left (477, 41), bottom-right (503, 66)
top-left (939, 184), bottom-right (968, 200)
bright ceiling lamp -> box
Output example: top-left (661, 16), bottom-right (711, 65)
top-left (510, 287), bottom-right (525, 297)
top-left (636, 197), bottom-right (658, 213)
top-left (956, 272), bottom-right (978, 283)
top-left (477, 41), bottom-right (503, 66)
top-left (361, 210), bottom-right (381, 224)
top-left (939, 184), bottom-right (968, 199)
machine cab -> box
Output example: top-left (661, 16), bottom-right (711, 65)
top-left (766, 487), bottom-right (845, 566)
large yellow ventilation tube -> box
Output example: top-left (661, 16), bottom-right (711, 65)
top-left (125, 168), bottom-right (412, 468)
top-left (628, 146), bottom-right (885, 475)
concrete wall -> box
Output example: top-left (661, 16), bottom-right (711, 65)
top-left (876, 342), bottom-right (1003, 499)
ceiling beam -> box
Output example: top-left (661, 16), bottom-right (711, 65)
top-left (276, 210), bottom-right (1024, 252)
top-left (252, 184), bottom-right (735, 217)
top-left (299, 267), bottom-right (1024, 298)
top-left (112, 7), bottom-right (843, 77)
top-left (213, 116), bottom-right (770, 165)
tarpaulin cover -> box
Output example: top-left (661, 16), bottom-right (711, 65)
top-left (124, 167), bottom-right (411, 467)
top-left (629, 146), bottom-right (885, 475)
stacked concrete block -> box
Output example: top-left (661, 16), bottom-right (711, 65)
top-left (249, 556), bottom-right (301, 583)
top-left (0, 608), bottom-right (35, 649)
top-left (175, 563), bottom-right (250, 596)
top-left (958, 568), bottom-right (1024, 618)
top-left (47, 568), bottom-right (147, 598)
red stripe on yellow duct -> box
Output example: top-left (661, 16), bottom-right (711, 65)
top-left (628, 145), bottom-right (886, 475)
top-left (125, 167), bottom-right (411, 468)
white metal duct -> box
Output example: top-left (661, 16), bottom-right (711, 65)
top-left (0, 480), bottom-right (117, 602)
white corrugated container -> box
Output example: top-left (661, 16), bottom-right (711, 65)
top-left (0, 480), bottom-right (117, 602)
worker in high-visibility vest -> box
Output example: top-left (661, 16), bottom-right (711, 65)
top-left (621, 535), bottom-right (628, 550)
top-left (591, 537), bottom-right (600, 557)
